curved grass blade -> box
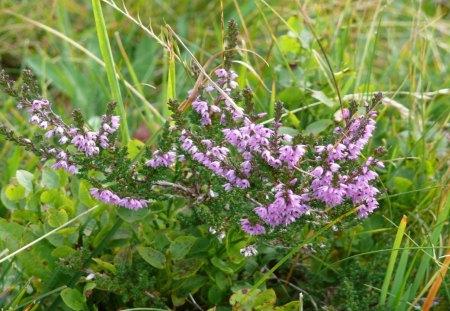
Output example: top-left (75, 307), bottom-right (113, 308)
top-left (92, 0), bottom-right (129, 143)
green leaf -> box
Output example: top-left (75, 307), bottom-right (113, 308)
top-left (11, 210), bottom-right (39, 223)
top-left (83, 282), bottom-right (96, 298)
top-left (310, 89), bottom-right (335, 107)
top-left (47, 208), bottom-right (69, 227)
top-left (117, 206), bottom-right (149, 222)
top-left (42, 169), bottom-right (60, 189)
top-left (16, 170), bottom-right (34, 193)
top-left (40, 190), bottom-right (57, 204)
top-left (137, 246), bottom-right (166, 269)
top-left (92, 258), bottom-right (117, 274)
top-left (254, 289), bottom-right (277, 310)
top-left (393, 176), bottom-right (413, 193)
top-left (172, 258), bottom-right (204, 280)
top-left (230, 288), bottom-right (260, 309)
top-left (276, 301), bottom-right (301, 310)
top-left (79, 180), bottom-right (96, 208)
top-left (211, 257), bottom-right (234, 274)
top-left (304, 119), bottom-right (333, 135)
top-left (60, 288), bottom-right (87, 311)
top-left (5, 184), bottom-right (26, 202)
top-left (127, 139), bottom-right (145, 160)
top-left (178, 276), bottom-right (207, 296)
top-left (278, 126), bottom-right (299, 137)
top-left (278, 35), bottom-right (300, 55)
top-left (51, 246), bottom-right (76, 258)
top-left (215, 271), bottom-right (230, 291)
top-left (208, 285), bottom-right (225, 305)
top-left (169, 236), bottom-right (197, 260)
top-left (1, 186), bottom-right (19, 210)
top-left (277, 87), bottom-right (303, 109)
top-left (171, 293), bottom-right (186, 307)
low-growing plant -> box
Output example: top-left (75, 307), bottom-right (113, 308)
top-left (0, 18), bottom-right (391, 310)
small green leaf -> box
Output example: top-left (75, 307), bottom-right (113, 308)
top-left (171, 293), bottom-right (186, 307)
top-left (279, 35), bottom-right (300, 55)
top-left (393, 176), bottom-right (413, 193)
top-left (51, 246), bottom-right (76, 258)
top-left (83, 282), bottom-right (96, 297)
top-left (215, 271), bottom-right (230, 291)
top-left (60, 288), bottom-right (87, 311)
top-left (92, 258), bottom-right (117, 274)
top-left (169, 236), bottom-right (197, 260)
top-left (127, 139), bottom-right (145, 160)
top-left (47, 208), bottom-right (68, 227)
top-left (42, 169), bottom-right (60, 189)
top-left (211, 257), bottom-right (234, 274)
top-left (178, 276), bottom-right (207, 296)
top-left (40, 190), bottom-right (58, 204)
top-left (276, 301), bottom-right (301, 310)
top-left (11, 210), bottom-right (39, 223)
top-left (172, 258), bottom-right (204, 280)
top-left (310, 89), bottom-right (334, 107)
top-left (304, 119), bottom-right (333, 135)
top-left (1, 186), bottom-right (19, 210)
top-left (277, 87), bottom-right (303, 109)
top-left (5, 184), bottom-right (26, 202)
top-left (278, 126), bottom-right (299, 137)
top-left (230, 288), bottom-right (260, 309)
top-left (208, 285), bottom-right (225, 305)
top-left (79, 180), bottom-right (96, 208)
top-left (137, 246), bottom-right (166, 269)
top-left (254, 289), bottom-right (277, 310)
top-left (16, 170), bottom-right (34, 193)
top-left (117, 206), bottom-right (149, 222)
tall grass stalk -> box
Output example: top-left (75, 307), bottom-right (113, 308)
top-left (379, 215), bottom-right (408, 306)
top-left (92, 0), bottom-right (130, 143)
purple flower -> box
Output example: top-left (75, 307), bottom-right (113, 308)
top-left (89, 187), bottom-right (147, 210)
top-left (279, 145), bottom-right (306, 167)
top-left (146, 150), bottom-right (177, 168)
top-left (215, 68), bottom-right (228, 77)
top-left (254, 189), bottom-right (309, 227)
top-left (240, 219), bottom-right (266, 235)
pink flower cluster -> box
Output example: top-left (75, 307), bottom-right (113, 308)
top-left (310, 109), bottom-right (381, 217)
top-left (240, 219), bottom-right (266, 235)
top-left (177, 68), bottom-right (382, 234)
top-left (179, 130), bottom-right (251, 190)
top-left (70, 115), bottom-right (120, 156)
top-left (16, 68), bottom-right (383, 234)
top-left (89, 188), bottom-right (148, 210)
top-left (254, 187), bottom-right (309, 227)
top-left (20, 99), bottom-right (120, 175)
top-left (50, 150), bottom-right (77, 174)
top-left (145, 150), bottom-right (177, 168)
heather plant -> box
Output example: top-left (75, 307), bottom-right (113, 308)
top-left (0, 20), bottom-right (387, 310)
top-left (0, 1), bottom-right (448, 310)
top-left (0, 42), bottom-right (384, 253)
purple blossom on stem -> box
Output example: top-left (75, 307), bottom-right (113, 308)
top-left (90, 188), bottom-right (148, 210)
top-left (240, 219), bottom-right (266, 235)
top-left (146, 150), bottom-right (177, 168)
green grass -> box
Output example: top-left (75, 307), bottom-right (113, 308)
top-left (0, 0), bottom-right (448, 309)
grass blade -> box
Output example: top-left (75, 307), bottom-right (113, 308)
top-left (92, 0), bottom-right (129, 143)
top-left (422, 251), bottom-right (450, 311)
top-left (379, 215), bottom-right (408, 306)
